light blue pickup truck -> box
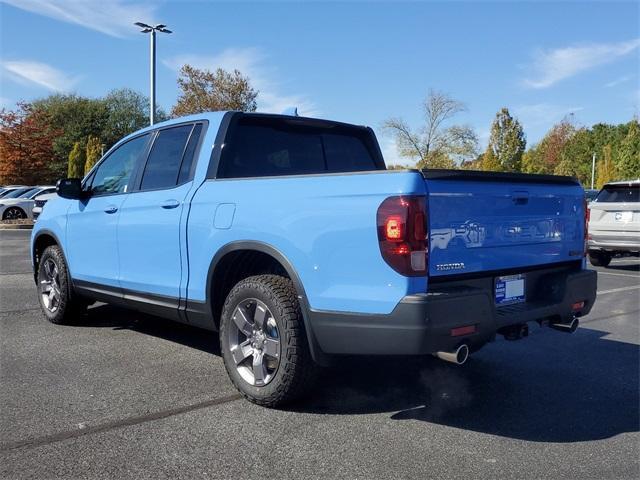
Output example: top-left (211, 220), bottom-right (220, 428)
top-left (32, 111), bottom-right (597, 406)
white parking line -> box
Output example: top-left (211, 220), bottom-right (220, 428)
top-left (597, 271), bottom-right (640, 278)
top-left (597, 285), bottom-right (640, 295)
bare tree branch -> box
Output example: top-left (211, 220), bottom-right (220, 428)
top-left (382, 90), bottom-right (477, 168)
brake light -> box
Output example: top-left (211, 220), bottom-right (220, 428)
top-left (385, 216), bottom-right (403, 240)
top-left (377, 196), bottom-right (428, 276)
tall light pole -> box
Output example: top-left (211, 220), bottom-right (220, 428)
top-left (135, 22), bottom-right (172, 125)
top-left (591, 152), bottom-right (596, 189)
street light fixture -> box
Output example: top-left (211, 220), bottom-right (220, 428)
top-left (135, 22), bottom-right (172, 125)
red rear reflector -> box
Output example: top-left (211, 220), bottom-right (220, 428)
top-left (451, 325), bottom-right (476, 337)
top-left (572, 301), bottom-right (585, 311)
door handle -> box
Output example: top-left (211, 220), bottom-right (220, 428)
top-left (104, 205), bottom-right (118, 214)
top-left (161, 199), bottom-right (180, 209)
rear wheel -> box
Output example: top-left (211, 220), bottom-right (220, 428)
top-left (37, 245), bottom-right (86, 324)
top-left (220, 274), bottom-right (315, 407)
top-left (588, 250), bottom-right (612, 267)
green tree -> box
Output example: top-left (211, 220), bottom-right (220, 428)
top-left (617, 119), bottom-right (640, 179)
top-left (383, 89), bottom-right (478, 168)
top-left (172, 65), bottom-right (258, 116)
top-left (85, 135), bottom-right (102, 175)
top-left (32, 94), bottom-right (108, 179)
top-left (484, 108), bottom-right (526, 172)
top-left (102, 88), bottom-right (166, 147)
top-left (67, 141), bottom-right (85, 178)
top-left (596, 144), bottom-right (617, 188)
top-left (480, 148), bottom-right (502, 171)
top-left (522, 118), bottom-right (576, 175)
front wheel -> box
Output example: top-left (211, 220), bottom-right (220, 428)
top-left (2, 207), bottom-right (26, 220)
top-left (220, 275), bottom-right (316, 407)
top-left (37, 245), bottom-right (86, 324)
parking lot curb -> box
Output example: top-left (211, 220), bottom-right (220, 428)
top-left (0, 223), bottom-right (33, 230)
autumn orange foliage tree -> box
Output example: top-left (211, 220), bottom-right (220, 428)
top-left (0, 102), bottom-right (61, 184)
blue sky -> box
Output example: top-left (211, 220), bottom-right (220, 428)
top-left (1, 0), bottom-right (638, 164)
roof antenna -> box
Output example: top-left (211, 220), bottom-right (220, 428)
top-left (281, 107), bottom-right (299, 116)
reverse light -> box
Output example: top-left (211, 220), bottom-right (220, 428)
top-left (377, 196), bottom-right (428, 276)
top-left (584, 198), bottom-right (590, 256)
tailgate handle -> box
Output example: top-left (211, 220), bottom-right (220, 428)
top-left (511, 191), bottom-right (529, 205)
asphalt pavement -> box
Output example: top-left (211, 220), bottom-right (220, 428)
top-left (1, 229), bottom-right (638, 479)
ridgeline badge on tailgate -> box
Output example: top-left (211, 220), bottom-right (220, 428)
top-left (435, 262), bottom-right (466, 271)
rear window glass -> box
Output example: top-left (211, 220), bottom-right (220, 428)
top-left (217, 116), bottom-right (383, 178)
top-left (595, 185), bottom-right (639, 203)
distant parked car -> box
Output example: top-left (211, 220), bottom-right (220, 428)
top-left (0, 185), bottom-right (26, 196)
top-left (588, 180), bottom-right (640, 267)
top-left (0, 186), bottom-right (55, 220)
top-left (32, 192), bottom-right (58, 221)
top-left (0, 186), bottom-right (32, 199)
top-left (584, 189), bottom-right (599, 203)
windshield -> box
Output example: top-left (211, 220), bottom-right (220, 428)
top-left (1, 187), bottom-right (33, 199)
top-left (595, 185), bottom-right (639, 203)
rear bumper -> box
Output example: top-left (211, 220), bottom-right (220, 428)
top-left (589, 232), bottom-right (640, 252)
top-left (309, 266), bottom-right (597, 356)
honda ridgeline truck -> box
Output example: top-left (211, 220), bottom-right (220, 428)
top-left (32, 112), bottom-right (597, 406)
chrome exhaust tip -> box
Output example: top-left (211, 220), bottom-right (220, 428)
top-left (434, 344), bottom-right (469, 365)
top-left (549, 316), bottom-right (579, 334)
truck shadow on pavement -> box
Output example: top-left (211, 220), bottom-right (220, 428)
top-left (76, 305), bottom-right (638, 444)
top-left (295, 327), bottom-right (640, 444)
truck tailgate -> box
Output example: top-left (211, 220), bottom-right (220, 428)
top-left (424, 170), bottom-right (585, 277)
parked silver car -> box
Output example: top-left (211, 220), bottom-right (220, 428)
top-left (587, 180), bottom-right (640, 267)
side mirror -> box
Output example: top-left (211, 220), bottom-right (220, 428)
top-left (56, 178), bottom-right (83, 200)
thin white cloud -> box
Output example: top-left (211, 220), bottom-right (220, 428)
top-left (1, 0), bottom-right (158, 37)
top-left (163, 48), bottom-right (318, 117)
top-left (2, 60), bottom-right (79, 91)
top-left (523, 39), bottom-right (640, 89)
top-left (513, 103), bottom-right (583, 128)
top-left (604, 74), bottom-right (634, 88)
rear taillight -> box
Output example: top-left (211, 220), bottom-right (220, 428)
top-left (377, 196), bottom-right (428, 276)
top-left (584, 198), bottom-right (590, 256)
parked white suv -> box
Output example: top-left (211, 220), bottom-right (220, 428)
top-left (588, 180), bottom-right (640, 267)
top-left (32, 192), bottom-right (57, 222)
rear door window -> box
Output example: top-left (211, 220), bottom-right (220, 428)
top-left (595, 186), bottom-right (639, 203)
top-left (140, 125), bottom-right (193, 191)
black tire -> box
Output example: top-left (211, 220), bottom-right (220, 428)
top-left (220, 274), bottom-right (316, 407)
top-left (588, 250), bottom-right (612, 267)
top-left (36, 245), bottom-right (86, 324)
top-left (2, 207), bottom-right (26, 220)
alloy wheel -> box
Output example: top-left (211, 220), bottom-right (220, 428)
top-left (3, 207), bottom-right (25, 220)
top-left (227, 298), bottom-right (281, 386)
top-left (39, 258), bottom-right (62, 313)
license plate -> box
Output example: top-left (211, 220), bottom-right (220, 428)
top-left (614, 211), bottom-right (633, 223)
top-left (495, 274), bottom-right (525, 305)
